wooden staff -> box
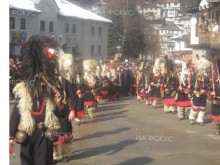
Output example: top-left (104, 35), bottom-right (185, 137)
top-left (211, 63), bottom-right (215, 93)
top-left (9, 143), bottom-right (15, 158)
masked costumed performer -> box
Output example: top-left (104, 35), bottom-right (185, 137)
top-left (9, 35), bottom-right (67, 165)
top-left (148, 58), bottom-right (164, 108)
top-left (175, 62), bottom-right (192, 120)
top-left (189, 57), bottom-right (210, 126)
top-left (53, 53), bottom-right (82, 163)
top-left (209, 61), bottom-right (220, 135)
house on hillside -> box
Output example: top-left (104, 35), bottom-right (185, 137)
top-left (155, 0), bottom-right (181, 23)
top-left (158, 24), bottom-right (183, 54)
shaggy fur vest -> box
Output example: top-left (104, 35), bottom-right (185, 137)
top-left (13, 82), bottom-right (61, 136)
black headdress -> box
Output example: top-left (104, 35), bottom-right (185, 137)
top-left (19, 35), bottom-right (63, 100)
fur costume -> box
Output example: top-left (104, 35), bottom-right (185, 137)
top-left (153, 57), bottom-right (166, 77)
top-left (136, 62), bottom-right (146, 101)
top-left (13, 82), bottom-right (60, 136)
top-left (209, 58), bottom-right (220, 134)
top-left (10, 35), bottom-right (65, 165)
top-left (146, 58), bottom-right (164, 108)
top-left (83, 59), bottom-right (99, 118)
top-left (189, 57), bottom-right (211, 125)
top-left (59, 54), bottom-right (84, 83)
top-left (83, 59), bottom-right (99, 85)
top-left (162, 71), bottom-right (178, 114)
top-left (175, 61), bottom-right (192, 120)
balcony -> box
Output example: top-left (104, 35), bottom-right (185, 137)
top-left (198, 31), bottom-right (220, 48)
top-left (198, 32), bottom-right (211, 46)
top-left (210, 31), bottom-right (220, 48)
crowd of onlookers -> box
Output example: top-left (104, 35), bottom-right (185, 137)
top-left (9, 58), bottom-right (22, 99)
top-left (199, 17), bottom-right (219, 32)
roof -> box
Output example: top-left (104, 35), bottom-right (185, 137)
top-left (141, 1), bottom-right (161, 8)
top-left (171, 33), bottom-right (189, 39)
top-left (9, 0), bottom-right (41, 12)
top-left (56, 0), bottom-right (112, 23)
top-left (144, 19), bottom-right (165, 25)
top-left (10, 0), bottom-right (112, 23)
top-left (161, 25), bottom-right (183, 31)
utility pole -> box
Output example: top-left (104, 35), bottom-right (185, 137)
top-left (121, 0), bottom-right (129, 49)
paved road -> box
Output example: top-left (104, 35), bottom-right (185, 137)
top-left (10, 97), bottom-right (220, 165)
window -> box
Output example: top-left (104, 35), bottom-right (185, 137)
top-left (98, 27), bottom-right (102, 35)
top-left (40, 21), bottom-right (45, 32)
top-left (49, 21), bottom-right (53, 32)
top-left (65, 23), bottom-right (69, 33)
top-left (20, 18), bottom-right (26, 30)
top-left (72, 24), bottom-right (76, 33)
top-left (91, 26), bottom-right (95, 35)
top-left (91, 45), bottom-right (94, 55)
top-left (98, 45), bottom-right (101, 55)
top-left (10, 17), bottom-right (15, 29)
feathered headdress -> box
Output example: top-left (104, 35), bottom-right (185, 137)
top-left (83, 59), bottom-right (98, 73)
top-left (153, 57), bottom-right (166, 77)
top-left (110, 60), bottom-right (116, 69)
top-left (59, 53), bottom-right (74, 82)
top-left (83, 59), bottom-right (98, 86)
top-left (179, 61), bottom-right (190, 85)
top-left (193, 57), bottom-right (210, 75)
top-left (19, 35), bottom-right (63, 100)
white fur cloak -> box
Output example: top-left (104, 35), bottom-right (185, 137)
top-left (13, 82), bottom-right (60, 136)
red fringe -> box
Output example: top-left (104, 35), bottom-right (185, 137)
top-left (77, 110), bottom-right (84, 119)
top-left (138, 93), bottom-right (146, 97)
top-left (191, 103), bottom-right (205, 111)
top-left (84, 101), bottom-right (94, 106)
top-left (101, 90), bottom-right (108, 95)
top-left (211, 115), bottom-right (220, 121)
top-left (53, 133), bottom-right (73, 145)
top-left (176, 100), bottom-right (191, 107)
top-left (163, 98), bottom-right (176, 105)
top-left (148, 97), bottom-right (159, 101)
top-left (95, 95), bottom-right (102, 100)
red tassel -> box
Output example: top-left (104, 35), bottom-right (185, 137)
top-left (9, 143), bottom-right (15, 158)
top-left (46, 48), bottom-right (55, 59)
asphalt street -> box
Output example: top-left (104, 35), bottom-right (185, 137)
top-left (10, 97), bottom-right (220, 165)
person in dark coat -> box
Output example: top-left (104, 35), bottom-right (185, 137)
top-left (162, 71), bottom-right (178, 114)
top-left (209, 77), bottom-right (220, 135)
top-left (9, 35), bottom-right (66, 165)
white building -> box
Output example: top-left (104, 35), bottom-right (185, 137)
top-left (159, 25), bottom-right (184, 54)
top-left (9, 0), bottom-right (112, 60)
top-left (156, 0), bottom-right (181, 23)
top-left (137, 1), bottom-right (162, 20)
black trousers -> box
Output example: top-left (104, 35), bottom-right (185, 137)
top-left (20, 129), bottom-right (53, 165)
